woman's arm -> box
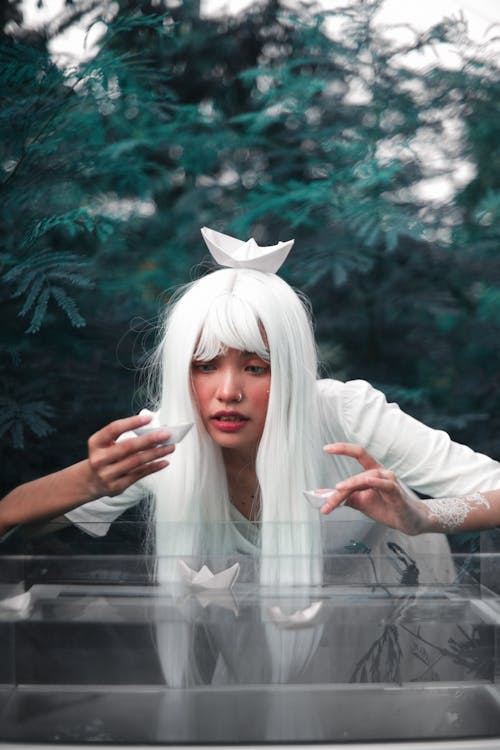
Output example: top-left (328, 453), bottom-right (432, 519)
top-left (316, 442), bottom-right (500, 535)
top-left (334, 379), bottom-right (500, 497)
top-left (418, 491), bottom-right (500, 533)
top-left (0, 414), bottom-right (174, 537)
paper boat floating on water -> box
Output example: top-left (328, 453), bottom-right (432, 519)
top-left (194, 589), bottom-right (239, 615)
top-left (177, 560), bottom-right (240, 591)
top-left (201, 226), bottom-right (294, 274)
top-left (0, 590), bottom-right (32, 614)
top-left (175, 589), bottom-right (239, 617)
top-left (269, 601), bottom-right (323, 629)
top-left (133, 422), bottom-right (193, 446)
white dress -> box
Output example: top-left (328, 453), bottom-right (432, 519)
top-left (64, 377), bottom-right (500, 587)
top-left (66, 378), bottom-right (500, 540)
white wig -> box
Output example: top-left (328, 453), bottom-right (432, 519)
top-left (147, 268), bottom-right (324, 586)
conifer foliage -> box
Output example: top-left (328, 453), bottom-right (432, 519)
top-left (1, 0), bottom-right (499, 492)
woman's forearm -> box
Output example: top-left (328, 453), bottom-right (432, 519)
top-left (418, 490), bottom-right (500, 534)
top-left (0, 460), bottom-right (100, 536)
top-left (319, 444), bottom-right (500, 536)
top-left (0, 415), bottom-right (175, 538)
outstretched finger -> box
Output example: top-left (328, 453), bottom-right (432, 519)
top-left (335, 469), bottom-right (396, 496)
top-left (319, 489), bottom-right (348, 515)
top-left (320, 477), bottom-right (394, 515)
top-left (104, 458), bottom-right (171, 495)
top-left (323, 442), bottom-right (383, 472)
top-left (112, 430), bottom-right (174, 459)
top-left (90, 414), bottom-right (153, 448)
top-left (97, 443), bottom-right (175, 483)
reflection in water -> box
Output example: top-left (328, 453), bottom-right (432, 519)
top-left (155, 594), bottom-right (325, 688)
top-left (152, 579), bottom-right (494, 742)
top-left (351, 622), bottom-right (403, 684)
top-left (2, 534), bottom-right (499, 744)
top-left (154, 540), bottom-right (493, 694)
top-left (349, 597), bottom-right (491, 685)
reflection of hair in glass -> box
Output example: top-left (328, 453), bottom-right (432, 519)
top-left (154, 598), bottom-right (324, 691)
top-left (145, 268), bottom-right (325, 586)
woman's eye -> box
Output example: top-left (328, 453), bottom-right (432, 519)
top-left (246, 364), bottom-right (269, 375)
top-left (193, 362), bottom-right (216, 373)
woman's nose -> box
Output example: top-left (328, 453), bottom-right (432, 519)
top-left (216, 370), bottom-right (243, 403)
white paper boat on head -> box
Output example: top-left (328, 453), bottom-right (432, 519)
top-left (177, 560), bottom-right (240, 591)
top-left (201, 226), bottom-right (294, 273)
top-left (269, 601), bottom-right (323, 629)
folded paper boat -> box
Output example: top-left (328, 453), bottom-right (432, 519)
top-left (0, 590), bottom-right (32, 614)
top-left (269, 601), bottom-right (323, 629)
top-left (175, 589), bottom-right (239, 616)
top-left (303, 489), bottom-right (333, 509)
top-left (133, 422), bottom-right (193, 446)
top-left (303, 489), bottom-right (347, 510)
top-left (201, 226), bottom-right (294, 273)
top-left (177, 560), bottom-right (240, 591)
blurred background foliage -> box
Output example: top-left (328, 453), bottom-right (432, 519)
top-left (1, 0), bottom-right (500, 496)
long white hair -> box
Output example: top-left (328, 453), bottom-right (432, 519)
top-left (146, 268), bottom-right (324, 586)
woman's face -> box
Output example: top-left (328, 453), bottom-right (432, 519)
top-left (191, 347), bottom-right (271, 457)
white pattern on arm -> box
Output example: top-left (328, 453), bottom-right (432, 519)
top-left (423, 492), bottom-right (490, 531)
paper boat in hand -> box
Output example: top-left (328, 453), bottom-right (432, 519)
top-left (303, 489), bottom-right (348, 510)
top-left (269, 601), bottom-right (323, 629)
top-left (303, 489), bottom-right (334, 509)
top-left (134, 422), bottom-right (193, 446)
top-left (201, 226), bottom-right (294, 273)
top-left (177, 560), bottom-right (240, 591)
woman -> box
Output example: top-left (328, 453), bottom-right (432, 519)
top-left (1, 226), bottom-right (500, 586)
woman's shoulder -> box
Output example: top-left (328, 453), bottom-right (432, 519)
top-left (316, 377), bottom-right (382, 402)
top-left (316, 378), bottom-right (391, 439)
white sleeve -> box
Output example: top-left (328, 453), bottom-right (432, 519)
top-left (64, 481), bottom-right (145, 537)
top-left (320, 379), bottom-right (500, 496)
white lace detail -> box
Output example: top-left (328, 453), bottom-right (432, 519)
top-left (424, 491), bottom-right (490, 530)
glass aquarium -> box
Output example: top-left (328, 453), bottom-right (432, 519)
top-left (1, 521), bottom-right (500, 748)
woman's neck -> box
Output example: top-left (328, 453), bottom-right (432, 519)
top-left (222, 449), bottom-right (260, 521)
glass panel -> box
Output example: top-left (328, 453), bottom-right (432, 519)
top-left (1, 522), bottom-right (500, 744)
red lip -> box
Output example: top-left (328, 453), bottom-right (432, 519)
top-left (211, 411), bottom-right (249, 420)
top-left (210, 411), bottom-right (249, 432)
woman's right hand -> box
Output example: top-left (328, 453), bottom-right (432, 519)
top-left (86, 414), bottom-right (175, 498)
top-left (0, 414), bottom-right (175, 537)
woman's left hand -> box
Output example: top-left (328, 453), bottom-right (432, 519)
top-left (318, 442), bottom-right (430, 535)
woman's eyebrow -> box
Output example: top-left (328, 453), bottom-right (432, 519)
top-left (241, 350), bottom-right (270, 360)
top-left (191, 354), bottom-right (219, 363)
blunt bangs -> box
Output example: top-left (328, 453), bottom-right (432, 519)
top-left (192, 291), bottom-right (269, 362)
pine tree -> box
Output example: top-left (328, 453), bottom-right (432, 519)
top-left (1, 0), bottom-right (499, 495)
